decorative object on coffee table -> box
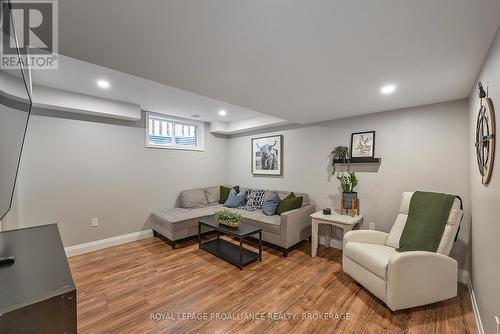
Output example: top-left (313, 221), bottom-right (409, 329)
top-left (337, 171), bottom-right (359, 216)
top-left (475, 81), bottom-right (496, 185)
top-left (351, 131), bottom-right (375, 158)
top-left (251, 135), bottom-right (283, 176)
top-left (323, 208), bottom-right (332, 215)
top-left (198, 216), bottom-right (262, 270)
top-left (214, 209), bottom-right (242, 227)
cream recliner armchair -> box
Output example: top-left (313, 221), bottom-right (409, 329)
top-left (342, 192), bottom-right (463, 311)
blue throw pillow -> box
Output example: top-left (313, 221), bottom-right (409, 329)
top-left (223, 189), bottom-right (247, 208)
top-left (262, 192), bottom-right (281, 216)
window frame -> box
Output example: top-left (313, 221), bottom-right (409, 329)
top-left (145, 112), bottom-right (205, 151)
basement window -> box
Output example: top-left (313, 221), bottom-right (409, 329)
top-left (145, 113), bottom-right (204, 151)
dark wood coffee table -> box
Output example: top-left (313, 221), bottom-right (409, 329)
top-left (198, 216), bottom-right (262, 270)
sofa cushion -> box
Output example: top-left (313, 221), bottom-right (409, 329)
top-left (241, 189), bottom-right (267, 211)
top-left (223, 189), bottom-right (247, 208)
top-left (277, 191), bottom-right (309, 207)
top-left (276, 192), bottom-right (303, 215)
top-left (153, 205), bottom-right (223, 226)
top-left (153, 204), bottom-right (280, 234)
top-left (220, 185), bottom-right (239, 204)
top-left (179, 188), bottom-right (208, 208)
top-left (262, 192), bottom-right (281, 216)
top-left (205, 186), bottom-right (220, 205)
top-left (344, 242), bottom-right (397, 279)
top-left (230, 208), bottom-right (281, 234)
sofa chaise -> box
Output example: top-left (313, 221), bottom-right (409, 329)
top-left (151, 186), bottom-right (315, 256)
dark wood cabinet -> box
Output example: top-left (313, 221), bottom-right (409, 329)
top-left (0, 224), bottom-right (76, 333)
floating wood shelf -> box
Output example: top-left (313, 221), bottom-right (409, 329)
top-left (333, 157), bottom-right (381, 164)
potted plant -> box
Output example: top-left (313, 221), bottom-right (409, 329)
top-left (337, 171), bottom-right (358, 210)
top-left (331, 146), bottom-right (350, 174)
top-left (214, 209), bottom-right (243, 228)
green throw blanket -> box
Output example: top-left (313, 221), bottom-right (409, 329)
top-left (396, 191), bottom-right (456, 253)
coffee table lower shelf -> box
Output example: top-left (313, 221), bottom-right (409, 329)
top-left (200, 238), bottom-right (260, 269)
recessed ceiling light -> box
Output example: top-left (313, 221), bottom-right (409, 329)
top-left (381, 85), bottom-right (396, 94)
top-left (97, 80), bottom-right (110, 89)
top-left (218, 110), bottom-right (227, 116)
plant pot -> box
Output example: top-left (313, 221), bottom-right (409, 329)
top-left (342, 192), bottom-right (358, 209)
top-left (216, 218), bottom-right (241, 228)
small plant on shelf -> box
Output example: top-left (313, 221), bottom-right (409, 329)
top-left (215, 209), bottom-right (242, 228)
top-left (331, 146), bottom-right (350, 174)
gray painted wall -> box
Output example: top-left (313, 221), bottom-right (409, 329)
top-left (3, 97), bottom-right (471, 273)
top-left (4, 111), bottom-right (228, 246)
top-left (228, 100), bottom-right (470, 269)
top-left (2, 88), bottom-right (471, 274)
top-left (468, 27), bottom-right (500, 334)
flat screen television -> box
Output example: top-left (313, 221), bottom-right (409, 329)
top-left (0, 13), bottom-right (32, 265)
top-left (0, 19), bottom-right (32, 223)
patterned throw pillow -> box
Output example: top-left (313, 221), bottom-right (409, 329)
top-left (239, 187), bottom-right (253, 203)
top-left (241, 189), bottom-right (267, 211)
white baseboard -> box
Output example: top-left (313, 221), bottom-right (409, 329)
top-left (468, 277), bottom-right (485, 334)
top-left (65, 229), bottom-right (153, 257)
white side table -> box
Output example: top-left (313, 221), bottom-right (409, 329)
top-left (311, 210), bottom-right (364, 257)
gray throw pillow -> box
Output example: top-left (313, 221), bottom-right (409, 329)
top-left (205, 186), bottom-right (220, 205)
top-left (223, 189), bottom-right (247, 208)
top-left (262, 192), bottom-right (281, 216)
top-left (179, 188), bottom-right (208, 208)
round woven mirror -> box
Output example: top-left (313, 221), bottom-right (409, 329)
top-left (475, 82), bottom-right (496, 185)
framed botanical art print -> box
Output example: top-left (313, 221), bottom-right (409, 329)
top-left (251, 135), bottom-right (283, 176)
top-left (351, 131), bottom-right (375, 158)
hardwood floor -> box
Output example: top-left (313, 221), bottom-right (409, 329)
top-left (68, 237), bottom-right (477, 334)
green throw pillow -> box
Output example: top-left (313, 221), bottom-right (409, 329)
top-left (276, 192), bottom-right (303, 215)
top-left (220, 185), bottom-right (239, 204)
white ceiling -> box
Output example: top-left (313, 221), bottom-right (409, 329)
top-left (57, 0), bottom-right (500, 123)
top-left (30, 55), bottom-right (263, 123)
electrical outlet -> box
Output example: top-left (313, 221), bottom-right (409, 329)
top-left (91, 217), bottom-right (99, 227)
top-left (368, 222), bottom-right (375, 230)
top-left (495, 315), bottom-right (499, 334)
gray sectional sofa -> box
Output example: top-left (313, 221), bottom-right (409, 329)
top-left (151, 186), bottom-right (315, 256)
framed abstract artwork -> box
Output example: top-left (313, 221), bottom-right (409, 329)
top-left (351, 131), bottom-right (375, 158)
top-left (251, 135), bottom-right (283, 176)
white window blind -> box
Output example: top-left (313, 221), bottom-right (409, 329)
top-left (145, 113), bottom-right (204, 151)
